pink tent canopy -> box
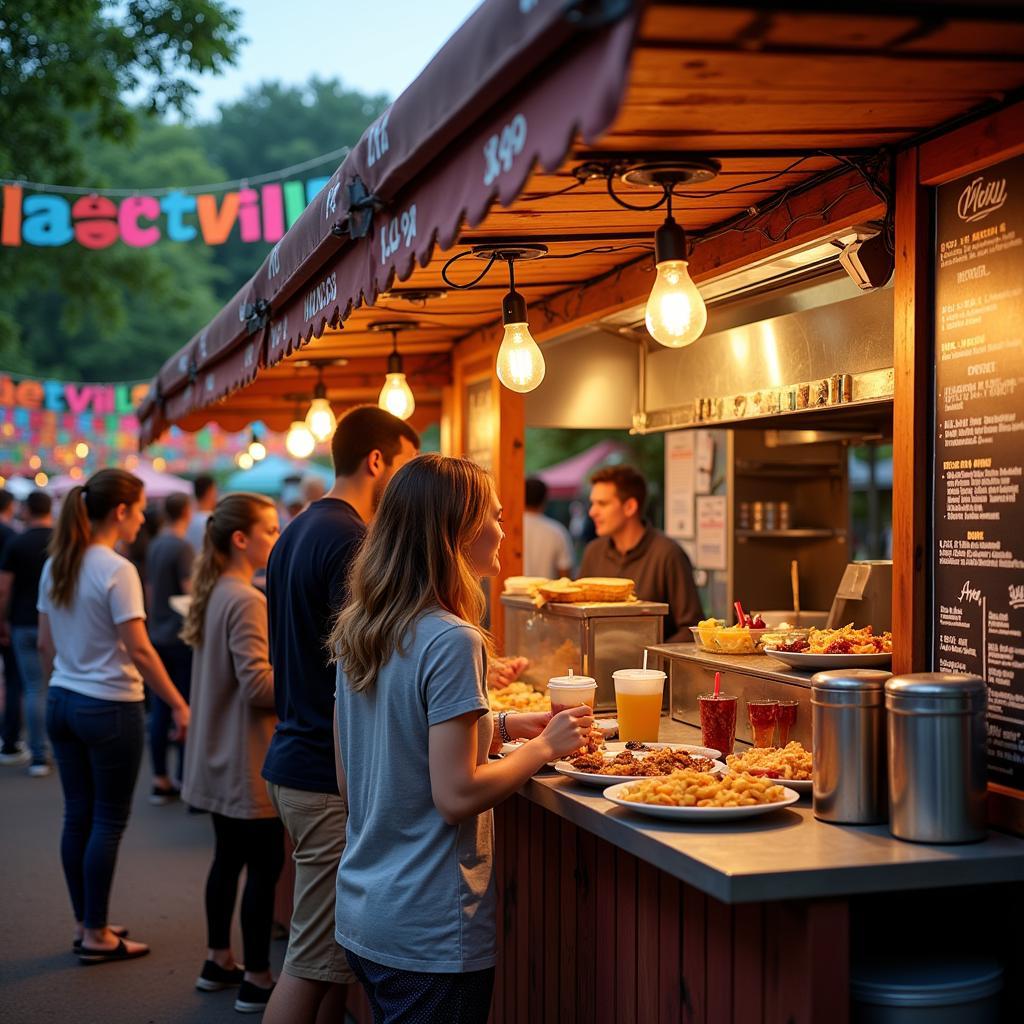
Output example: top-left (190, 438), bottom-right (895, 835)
top-left (535, 440), bottom-right (627, 500)
top-left (49, 462), bottom-right (192, 500)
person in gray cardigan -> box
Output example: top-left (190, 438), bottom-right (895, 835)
top-left (182, 493), bottom-right (283, 1015)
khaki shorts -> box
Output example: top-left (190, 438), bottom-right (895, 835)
top-left (267, 783), bottom-right (355, 985)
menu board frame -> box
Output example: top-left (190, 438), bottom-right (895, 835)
top-left (932, 152), bottom-right (1024, 826)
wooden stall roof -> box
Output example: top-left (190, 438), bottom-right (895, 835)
top-left (139, 0), bottom-right (1024, 442)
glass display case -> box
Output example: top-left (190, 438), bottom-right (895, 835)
top-left (501, 595), bottom-right (667, 710)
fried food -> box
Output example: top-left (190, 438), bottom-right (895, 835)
top-left (488, 682), bottom-right (551, 713)
top-left (810, 625), bottom-right (892, 654)
top-left (726, 741), bottom-right (812, 781)
top-left (567, 747), bottom-right (715, 777)
top-left (618, 769), bottom-right (787, 807)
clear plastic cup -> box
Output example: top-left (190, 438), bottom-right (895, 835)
top-left (698, 693), bottom-right (738, 756)
top-left (747, 698), bottom-right (780, 747)
top-left (613, 669), bottom-right (666, 742)
top-left (776, 700), bottom-right (799, 746)
top-left (547, 675), bottom-right (597, 716)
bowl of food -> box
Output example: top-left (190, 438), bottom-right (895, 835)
top-left (692, 618), bottom-right (723, 650)
top-left (711, 623), bottom-right (810, 655)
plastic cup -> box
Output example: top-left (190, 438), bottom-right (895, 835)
top-left (613, 669), bottom-right (666, 742)
top-left (547, 675), bottom-right (597, 716)
top-left (747, 698), bottom-right (780, 747)
top-left (776, 700), bottom-right (799, 746)
top-left (698, 693), bottom-right (738, 756)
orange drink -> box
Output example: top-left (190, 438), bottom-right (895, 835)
top-left (613, 669), bottom-right (666, 742)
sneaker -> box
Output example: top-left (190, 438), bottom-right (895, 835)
top-left (149, 783), bottom-right (181, 806)
top-left (234, 980), bottom-right (274, 1013)
top-left (195, 960), bottom-right (245, 992)
top-left (0, 743), bottom-right (30, 767)
top-left (28, 761), bottom-right (52, 777)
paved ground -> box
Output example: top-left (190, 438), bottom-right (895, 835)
top-left (0, 761), bottom-right (292, 1024)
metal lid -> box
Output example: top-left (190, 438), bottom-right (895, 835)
top-left (885, 672), bottom-right (986, 699)
top-left (851, 958), bottom-right (1003, 1006)
top-left (811, 669), bottom-right (892, 692)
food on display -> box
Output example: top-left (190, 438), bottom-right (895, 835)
top-left (696, 618), bottom-right (722, 648)
top-left (534, 577), bottom-right (636, 606)
top-left (489, 682), bottom-right (551, 713)
top-left (617, 769), bottom-right (787, 807)
top-left (567, 747), bottom-right (715, 777)
top-left (535, 578), bottom-right (585, 604)
top-left (768, 624), bottom-right (892, 655)
top-left (726, 741), bottom-right (812, 781)
top-left (503, 576), bottom-right (551, 595)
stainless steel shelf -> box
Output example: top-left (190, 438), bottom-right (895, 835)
top-left (736, 528), bottom-right (844, 540)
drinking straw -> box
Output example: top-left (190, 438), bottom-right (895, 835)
top-left (568, 667), bottom-right (573, 680)
top-left (714, 671), bottom-right (721, 698)
top-left (734, 601), bottom-right (747, 627)
top-left (642, 650), bottom-right (649, 670)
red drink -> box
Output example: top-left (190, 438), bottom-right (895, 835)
top-left (698, 693), bottom-right (738, 756)
top-left (776, 700), bottom-right (798, 746)
top-left (747, 699), bottom-right (779, 747)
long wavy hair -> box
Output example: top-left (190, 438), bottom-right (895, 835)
top-left (330, 453), bottom-right (496, 693)
top-left (181, 492), bottom-right (275, 647)
top-left (48, 469), bottom-right (144, 608)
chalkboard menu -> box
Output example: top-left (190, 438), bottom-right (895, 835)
top-left (933, 154), bottom-right (1024, 803)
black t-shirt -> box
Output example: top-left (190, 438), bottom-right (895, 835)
top-left (262, 498), bottom-right (365, 794)
top-left (0, 526), bottom-right (53, 627)
top-left (145, 532), bottom-right (194, 647)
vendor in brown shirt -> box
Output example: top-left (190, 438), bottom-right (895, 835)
top-left (579, 465), bottom-right (703, 642)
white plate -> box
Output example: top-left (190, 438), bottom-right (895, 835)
top-left (604, 741), bottom-right (722, 760)
top-left (765, 649), bottom-right (892, 670)
top-left (603, 782), bottom-right (801, 820)
top-left (554, 757), bottom-right (727, 787)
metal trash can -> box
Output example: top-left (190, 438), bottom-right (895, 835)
top-left (885, 673), bottom-right (988, 844)
top-left (852, 957), bottom-right (1003, 1023)
top-left (811, 669), bottom-right (891, 824)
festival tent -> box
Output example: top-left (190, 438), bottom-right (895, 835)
top-left (224, 455), bottom-right (333, 497)
top-left (535, 440), bottom-right (628, 500)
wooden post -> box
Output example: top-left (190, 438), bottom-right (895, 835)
top-left (891, 147), bottom-right (932, 675)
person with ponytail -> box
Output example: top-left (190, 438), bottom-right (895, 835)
top-left (37, 469), bottom-right (190, 965)
top-left (181, 493), bottom-right (284, 1014)
top-left (330, 455), bottom-right (592, 1023)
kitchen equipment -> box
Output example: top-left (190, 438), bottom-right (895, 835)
top-left (885, 673), bottom-right (988, 844)
top-left (501, 595), bottom-right (667, 711)
top-left (812, 668), bottom-right (891, 825)
top-left (826, 560), bottom-right (893, 631)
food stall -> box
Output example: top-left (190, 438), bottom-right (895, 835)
top-left (137, 2), bottom-right (1024, 1019)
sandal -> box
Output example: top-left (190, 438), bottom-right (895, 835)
top-left (78, 938), bottom-right (149, 965)
top-left (72, 925), bottom-right (129, 952)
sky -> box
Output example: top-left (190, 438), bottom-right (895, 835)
top-left (189, 0), bottom-right (484, 119)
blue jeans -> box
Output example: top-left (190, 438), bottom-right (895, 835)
top-left (46, 687), bottom-right (145, 928)
top-left (148, 642), bottom-right (191, 780)
top-left (11, 626), bottom-right (48, 763)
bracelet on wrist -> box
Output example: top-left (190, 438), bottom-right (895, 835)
top-left (497, 710), bottom-right (513, 744)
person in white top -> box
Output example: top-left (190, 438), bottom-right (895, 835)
top-left (38, 469), bottom-right (190, 966)
top-left (522, 477), bottom-right (575, 579)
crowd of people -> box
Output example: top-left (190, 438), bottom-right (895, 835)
top-left (0, 405), bottom-right (702, 1022)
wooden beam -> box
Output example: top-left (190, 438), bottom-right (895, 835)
top-left (919, 99), bottom-right (1024, 185)
top-left (891, 147), bottom-right (931, 675)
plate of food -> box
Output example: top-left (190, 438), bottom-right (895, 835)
top-left (725, 742), bottom-right (813, 793)
top-left (765, 625), bottom-right (892, 669)
top-left (603, 770), bottom-right (800, 821)
top-left (603, 741), bottom-right (722, 759)
top-left (500, 725), bottom-right (605, 764)
top-left (554, 748), bottom-right (726, 787)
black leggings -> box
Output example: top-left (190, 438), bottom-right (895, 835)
top-left (206, 814), bottom-right (285, 973)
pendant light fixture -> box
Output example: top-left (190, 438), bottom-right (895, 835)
top-left (247, 428), bottom-right (267, 462)
top-left (304, 363), bottom-right (337, 442)
top-left (441, 244), bottom-right (548, 394)
top-left (284, 395), bottom-right (316, 458)
top-left (370, 321), bottom-right (417, 420)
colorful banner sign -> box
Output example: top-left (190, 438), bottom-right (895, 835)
top-left (0, 176), bottom-right (329, 249)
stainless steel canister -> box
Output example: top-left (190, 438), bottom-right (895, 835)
top-left (885, 673), bottom-right (988, 844)
top-left (811, 669), bottom-right (891, 824)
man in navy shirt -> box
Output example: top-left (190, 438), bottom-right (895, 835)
top-left (263, 406), bottom-right (419, 1024)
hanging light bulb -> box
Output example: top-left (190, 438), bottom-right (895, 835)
top-left (305, 369), bottom-right (337, 442)
top-left (376, 327), bottom-right (416, 420)
top-left (645, 212), bottom-right (707, 348)
top-left (247, 429), bottom-right (267, 462)
top-left (495, 262), bottom-right (544, 393)
top-left (75, 441), bottom-right (89, 459)
top-left (285, 419), bottom-right (315, 459)
top-left (236, 451), bottom-right (255, 470)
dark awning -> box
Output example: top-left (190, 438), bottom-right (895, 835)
top-left (138, 0), bottom-right (639, 443)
